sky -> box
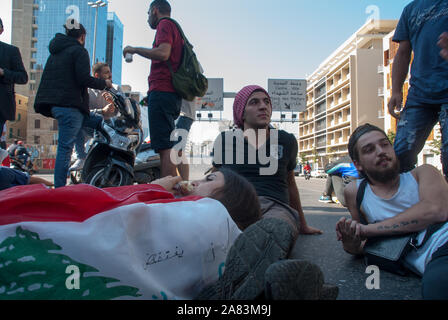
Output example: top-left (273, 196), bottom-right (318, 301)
top-left (0, 0), bottom-right (412, 143)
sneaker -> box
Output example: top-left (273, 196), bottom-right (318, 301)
top-left (195, 218), bottom-right (296, 300)
top-left (264, 260), bottom-right (339, 300)
top-left (319, 195), bottom-right (334, 203)
top-left (69, 159), bottom-right (85, 171)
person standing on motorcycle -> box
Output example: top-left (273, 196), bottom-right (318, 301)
top-left (123, 0), bottom-right (183, 178)
top-left (70, 62), bottom-right (116, 171)
top-left (34, 20), bottom-right (113, 188)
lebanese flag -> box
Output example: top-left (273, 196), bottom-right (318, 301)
top-left (0, 184), bottom-right (241, 300)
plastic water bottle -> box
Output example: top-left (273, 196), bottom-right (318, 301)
top-left (125, 53), bottom-right (133, 63)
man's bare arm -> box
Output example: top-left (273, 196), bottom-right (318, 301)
top-left (388, 40), bottom-right (412, 119)
top-left (362, 165), bottom-right (448, 238)
top-left (336, 181), bottom-right (365, 255)
top-left (288, 171), bottom-right (323, 235)
top-left (123, 43), bottom-right (171, 62)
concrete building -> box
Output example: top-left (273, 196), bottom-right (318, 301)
top-left (381, 31), bottom-right (443, 172)
top-left (6, 94), bottom-right (29, 143)
top-left (106, 12), bottom-right (124, 85)
top-left (299, 19), bottom-right (398, 170)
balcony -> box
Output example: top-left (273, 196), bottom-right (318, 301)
top-left (378, 65), bottom-right (385, 74)
top-left (378, 87), bottom-right (385, 97)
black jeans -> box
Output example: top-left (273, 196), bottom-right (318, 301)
top-left (422, 241), bottom-right (448, 300)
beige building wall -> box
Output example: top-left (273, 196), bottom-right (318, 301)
top-left (354, 48), bottom-right (384, 129)
top-left (11, 0), bottom-right (34, 98)
top-left (299, 20), bottom-right (397, 170)
top-left (6, 94), bottom-right (29, 143)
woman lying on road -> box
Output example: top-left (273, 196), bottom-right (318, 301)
top-left (0, 168), bottom-right (262, 300)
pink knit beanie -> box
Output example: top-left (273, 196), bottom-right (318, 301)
top-left (233, 85), bottom-right (271, 129)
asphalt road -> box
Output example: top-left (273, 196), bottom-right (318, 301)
top-left (36, 166), bottom-right (423, 300)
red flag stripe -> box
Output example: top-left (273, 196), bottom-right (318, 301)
top-left (0, 184), bottom-right (202, 226)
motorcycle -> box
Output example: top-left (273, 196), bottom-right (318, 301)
top-left (304, 169), bottom-right (311, 180)
top-left (81, 87), bottom-right (143, 188)
top-left (10, 156), bottom-right (37, 175)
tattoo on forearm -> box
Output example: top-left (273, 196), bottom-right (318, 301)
top-left (377, 220), bottom-right (419, 231)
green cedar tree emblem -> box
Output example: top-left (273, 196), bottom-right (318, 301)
top-left (0, 227), bottom-right (141, 300)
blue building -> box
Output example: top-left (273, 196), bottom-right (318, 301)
top-left (34, 0), bottom-right (108, 72)
top-left (106, 12), bottom-right (124, 85)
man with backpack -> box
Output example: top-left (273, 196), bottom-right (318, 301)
top-left (123, 0), bottom-right (184, 178)
top-left (336, 123), bottom-right (448, 299)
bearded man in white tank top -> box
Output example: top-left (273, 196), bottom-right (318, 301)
top-left (336, 123), bottom-right (448, 300)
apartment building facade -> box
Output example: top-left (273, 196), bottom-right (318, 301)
top-left (299, 20), bottom-right (397, 169)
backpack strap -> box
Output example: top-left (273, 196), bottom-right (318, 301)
top-left (356, 178), bottom-right (369, 225)
top-left (158, 17), bottom-right (190, 45)
top-left (156, 17), bottom-right (189, 76)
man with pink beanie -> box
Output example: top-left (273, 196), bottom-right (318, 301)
top-left (212, 85), bottom-right (322, 237)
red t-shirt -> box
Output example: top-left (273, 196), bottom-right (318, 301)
top-left (148, 19), bottom-right (184, 93)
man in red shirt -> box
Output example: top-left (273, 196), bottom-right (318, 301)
top-left (123, 0), bottom-right (183, 178)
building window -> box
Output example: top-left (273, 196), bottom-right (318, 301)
top-left (52, 120), bottom-right (58, 131)
top-left (34, 135), bottom-right (40, 145)
top-left (35, 119), bottom-right (40, 129)
top-left (9, 128), bottom-right (13, 139)
top-left (17, 129), bottom-right (21, 137)
top-left (17, 114), bottom-right (21, 121)
top-left (315, 101), bottom-right (326, 115)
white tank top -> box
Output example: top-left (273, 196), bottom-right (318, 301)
top-left (358, 172), bottom-right (448, 275)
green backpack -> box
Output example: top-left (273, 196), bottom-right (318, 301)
top-left (160, 18), bottom-right (208, 101)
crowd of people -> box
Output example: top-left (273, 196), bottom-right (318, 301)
top-left (1, 0), bottom-right (448, 300)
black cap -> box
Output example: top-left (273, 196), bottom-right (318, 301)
top-left (348, 123), bottom-right (387, 161)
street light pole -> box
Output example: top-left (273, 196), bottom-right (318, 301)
top-left (87, 0), bottom-right (107, 69)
